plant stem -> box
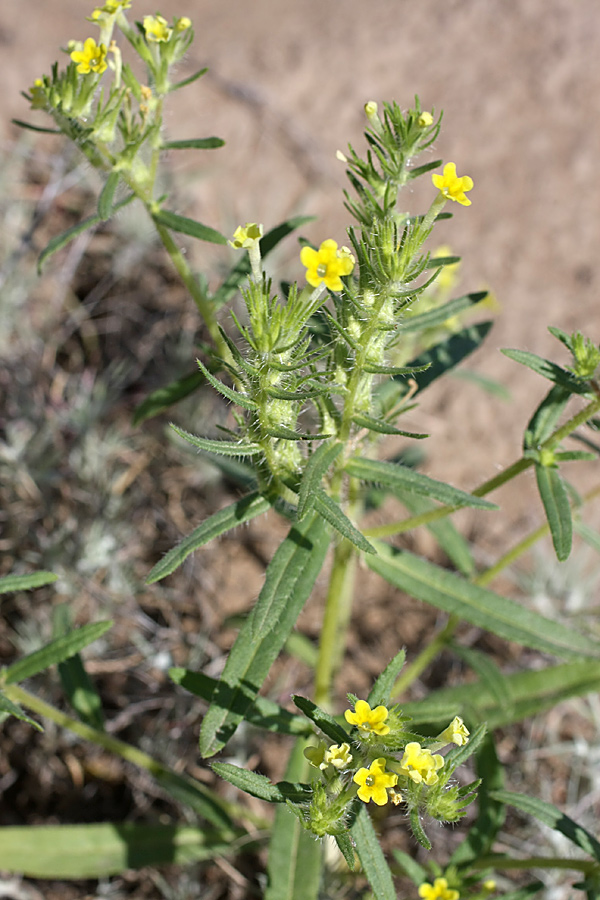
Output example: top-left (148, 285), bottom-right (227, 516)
top-left (314, 538), bottom-right (357, 709)
top-left (5, 684), bottom-right (267, 828)
top-left (472, 855), bottom-right (598, 875)
top-left (392, 616), bottom-right (458, 697)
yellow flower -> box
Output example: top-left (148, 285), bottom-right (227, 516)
top-left (324, 742), bottom-right (353, 769)
top-left (300, 239), bottom-right (355, 292)
top-left (418, 877), bottom-right (460, 900)
top-left (70, 38), bottom-right (108, 74)
top-left (418, 111), bottom-right (434, 127)
top-left (353, 758), bottom-right (398, 805)
top-left (432, 162), bottom-right (473, 206)
top-left (482, 880), bottom-right (496, 894)
top-left (303, 743), bottom-right (328, 770)
top-left (344, 699), bottom-right (390, 737)
top-left (229, 222), bottom-right (263, 249)
top-left (92, 0), bottom-right (131, 16)
top-left (437, 716), bottom-right (470, 747)
top-left (143, 14), bottom-right (172, 42)
top-left (175, 16), bottom-right (192, 31)
top-left (397, 742), bottom-right (444, 786)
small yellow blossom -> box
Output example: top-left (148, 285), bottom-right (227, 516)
top-left (353, 757), bottom-right (398, 805)
top-left (300, 239), bottom-right (355, 292)
top-left (229, 222), bottom-right (263, 249)
top-left (143, 14), bottom-right (172, 42)
top-left (70, 37), bottom-right (108, 75)
top-left (432, 162), bottom-right (473, 206)
top-left (418, 877), bottom-right (460, 900)
top-left (324, 742), bottom-right (353, 769)
top-left (29, 78), bottom-right (47, 110)
top-left (344, 699), bottom-right (390, 737)
top-left (364, 100), bottom-right (378, 119)
top-left (175, 16), bottom-right (192, 31)
top-left (418, 111), bottom-right (434, 127)
top-left (303, 743), bottom-right (328, 770)
top-left (437, 716), bottom-right (470, 747)
top-left (92, 0), bottom-right (131, 17)
top-left (397, 742), bottom-right (444, 786)
top-left (482, 880), bottom-right (496, 893)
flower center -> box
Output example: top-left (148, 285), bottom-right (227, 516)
top-left (316, 263), bottom-right (328, 278)
top-left (365, 775), bottom-right (375, 786)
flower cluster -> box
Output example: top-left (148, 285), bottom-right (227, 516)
top-left (300, 698), bottom-right (478, 842)
top-left (419, 877), bottom-right (460, 900)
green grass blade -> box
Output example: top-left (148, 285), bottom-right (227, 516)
top-left (0, 823), bottom-right (238, 879)
top-left (402, 659), bottom-right (600, 729)
top-left (265, 741), bottom-right (323, 900)
top-left (97, 171), bottom-right (120, 220)
top-left (401, 291), bottom-right (488, 333)
top-left (38, 194), bottom-right (135, 272)
top-left (535, 464), bottom-right (573, 561)
top-left (170, 668), bottom-right (309, 735)
top-left (3, 621), bottom-right (113, 685)
top-left (345, 457), bottom-right (497, 510)
top-left (147, 492), bottom-right (271, 584)
top-left (502, 348), bottom-right (589, 394)
top-left (368, 543), bottom-right (600, 659)
top-left (0, 571), bottom-right (57, 594)
top-left (152, 209), bottom-right (227, 245)
top-left (162, 137), bottom-right (224, 150)
top-left (367, 648), bottom-right (406, 707)
top-left (313, 490), bottom-right (376, 554)
top-left (297, 442), bottom-right (343, 519)
top-left (491, 790), bottom-right (600, 862)
top-left (350, 804), bottom-right (397, 900)
top-left (199, 513), bottom-right (330, 757)
top-left (53, 605), bottom-right (104, 730)
top-left (171, 423), bottom-right (263, 457)
top-left (0, 692), bottom-right (43, 731)
top-left (211, 762), bottom-right (312, 803)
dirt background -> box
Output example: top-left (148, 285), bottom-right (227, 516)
top-left (1, 1), bottom-right (600, 898)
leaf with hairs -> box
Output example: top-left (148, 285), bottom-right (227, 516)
top-left (368, 649), bottom-right (406, 707)
top-left (211, 762), bottom-right (312, 804)
top-left (0, 692), bottom-right (43, 731)
top-left (0, 571), bottom-right (57, 594)
top-left (97, 171), bottom-right (120, 220)
top-left (502, 348), bottom-right (589, 394)
top-left (171, 423), bottom-right (263, 457)
top-left (313, 490), bottom-right (376, 554)
top-left (292, 695), bottom-right (350, 745)
top-left (53, 605), bottom-right (104, 730)
top-left (3, 621), bottom-right (113, 685)
top-left (152, 209), bottom-right (227, 244)
top-left (401, 292), bottom-right (488, 333)
top-left (350, 804), bottom-right (397, 900)
top-left (297, 442), bottom-right (343, 519)
top-left (535, 464), bottom-right (572, 561)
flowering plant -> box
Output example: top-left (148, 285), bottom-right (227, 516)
top-left (3, 3), bottom-right (600, 898)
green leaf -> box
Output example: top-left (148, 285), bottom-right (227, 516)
top-left (292, 695), bottom-right (350, 745)
top-left (265, 741), bottom-right (323, 900)
top-left (535, 464), bottom-right (573, 561)
top-left (345, 457), bottom-right (497, 511)
top-left (97, 171), bottom-right (120, 221)
top-left (12, 118), bottom-right (61, 134)
top-left (170, 668), bottom-right (309, 735)
top-left (169, 67), bottom-right (208, 91)
top-left (524, 385), bottom-right (571, 448)
top-left (147, 492), bottom-right (271, 584)
top-left (401, 292), bottom-right (488, 333)
top-left (335, 832), bottom-right (356, 869)
top-left (502, 348), bottom-right (589, 394)
top-left (450, 734), bottom-right (505, 866)
top-left (377, 321), bottom-right (493, 408)
top-left (0, 571), bottom-right (57, 594)
top-left (3, 621), bottom-right (113, 685)
top-left (266, 425), bottom-right (331, 441)
top-left (351, 412), bottom-right (427, 439)
top-left (363, 361), bottom-right (431, 376)
top-left (212, 215), bottom-right (316, 309)
top-left (38, 193), bottom-right (135, 272)
top-left (53, 605), bottom-right (104, 730)
top-left (409, 806), bottom-right (431, 850)
top-left (402, 659), bottom-right (600, 729)
top-left (490, 790), bottom-right (600, 862)
top-left (395, 491), bottom-right (475, 575)
top-left (574, 520), bottom-right (600, 555)
top-left (391, 848), bottom-right (427, 886)
top-left (211, 762), bottom-right (312, 804)
top-left (313, 490), bottom-right (376, 554)
top-left (0, 692), bottom-right (43, 731)
top-left (443, 723), bottom-right (487, 772)
top-left (152, 209), bottom-right (227, 245)
top-left (367, 543), bottom-right (600, 659)
top-left (452, 369), bottom-right (512, 401)
top-left (195, 358), bottom-right (257, 410)
top-left (367, 648), bottom-right (406, 707)
top-left (162, 137), bottom-right (225, 150)
top-left (199, 513), bottom-right (330, 756)
top-left (423, 254), bottom-right (461, 271)
top-left (0, 823), bottom-right (238, 878)
top-left (297, 442), bottom-right (343, 519)
top-left (132, 369), bottom-right (205, 425)
top-left (171, 423), bottom-right (263, 457)
top-left (350, 804), bottom-right (397, 900)
top-left (451, 643), bottom-right (512, 711)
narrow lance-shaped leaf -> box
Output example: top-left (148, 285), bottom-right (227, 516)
top-left (211, 762), bottom-right (312, 804)
top-left (400, 291), bottom-right (488, 333)
top-left (199, 513), bottom-right (330, 757)
top-left (350, 804), bottom-right (397, 900)
top-left (297, 441), bottom-right (343, 519)
top-left (524, 384), bottom-right (571, 448)
top-left (450, 733), bottom-right (506, 866)
top-left (292, 695), bottom-right (350, 745)
top-left (147, 492), bottom-right (271, 584)
top-left (162, 137), bottom-right (224, 150)
top-left (3, 621), bottom-right (113, 685)
top-left (53, 604), bottom-right (104, 731)
top-left (97, 171), bottom-right (120, 220)
top-left (313, 489), bottom-right (376, 554)
top-left (0, 692), bottom-right (43, 731)
top-left (451, 643), bottom-right (512, 710)
top-left (368, 648), bottom-right (406, 707)
top-left (351, 412), bottom-right (427, 439)
top-left (196, 358), bottom-right (257, 411)
top-left (502, 348), bottom-right (590, 394)
top-left (265, 741), bottom-right (323, 900)
top-left (535, 463), bottom-right (573, 561)
top-left (345, 456), bottom-right (497, 511)
top-left (491, 790), bottom-right (600, 862)
top-left (367, 543), bottom-right (600, 660)
top-left (171, 423), bottom-right (263, 457)
top-left (152, 209), bottom-right (227, 245)
top-left (0, 571), bottom-right (57, 595)
top-left (132, 368), bottom-right (205, 425)
top-left (395, 490), bottom-right (475, 575)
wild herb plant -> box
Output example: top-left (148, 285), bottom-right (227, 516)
top-left (3, 3), bottom-right (600, 898)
